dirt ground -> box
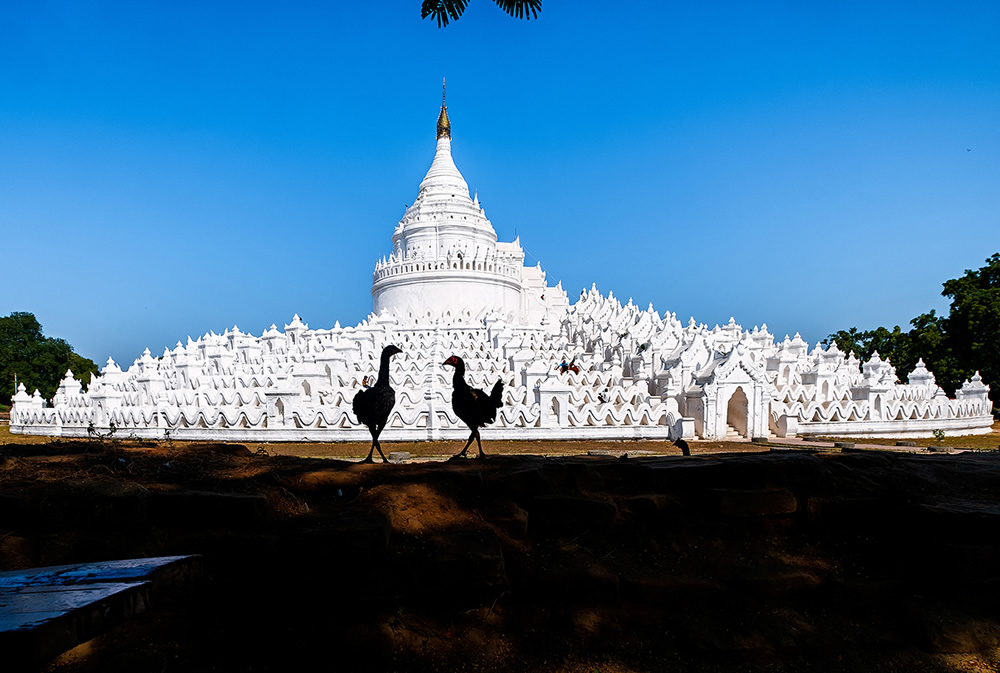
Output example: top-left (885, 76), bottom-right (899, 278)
top-left (0, 425), bottom-right (767, 459)
top-left (3, 426), bottom-right (1000, 672)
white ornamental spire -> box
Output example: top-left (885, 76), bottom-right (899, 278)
top-left (418, 78), bottom-right (469, 199)
top-left (436, 77), bottom-right (450, 139)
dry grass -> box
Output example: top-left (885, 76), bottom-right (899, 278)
top-left (0, 425), bottom-right (766, 460)
top-left (4, 422), bottom-right (996, 460)
top-left (817, 420), bottom-right (1000, 451)
top-left (0, 424), bottom-right (56, 445)
top-left (257, 437), bottom-right (771, 460)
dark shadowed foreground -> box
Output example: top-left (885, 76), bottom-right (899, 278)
top-left (3, 435), bottom-right (1000, 672)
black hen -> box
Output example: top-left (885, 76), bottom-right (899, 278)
top-left (353, 345), bottom-right (403, 463)
top-left (443, 355), bottom-right (504, 459)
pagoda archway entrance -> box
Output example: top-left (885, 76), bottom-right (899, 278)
top-left (727, 386), bottom-right (749, 438)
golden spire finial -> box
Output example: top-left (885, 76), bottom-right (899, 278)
top-left (436, 77), bottom-right (451, 139)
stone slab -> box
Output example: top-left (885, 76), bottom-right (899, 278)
top-left (0, 583), bottom-right (146, 622)
top-left (0, 555), bottom-right (201, 671)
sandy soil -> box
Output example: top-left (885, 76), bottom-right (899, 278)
top-left (3, 427), bottom-right (1000, 672)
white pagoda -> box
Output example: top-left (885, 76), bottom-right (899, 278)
top-left (10, 89), bottom-right (994, 442)
top-left (372, 86), bottom-right (568, 325)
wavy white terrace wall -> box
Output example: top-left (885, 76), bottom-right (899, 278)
top-left (10, 297), bottom-right (993, 442)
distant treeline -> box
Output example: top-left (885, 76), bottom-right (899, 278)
top-left (824, 253), bottom-right (999, 413)
top-left (0, 312), bottom-right (99, 407)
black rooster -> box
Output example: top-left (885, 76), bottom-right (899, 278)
top-left (442, 355), bottom-right (504, 459)
top-left (353, 345), bottom-right (403, 463)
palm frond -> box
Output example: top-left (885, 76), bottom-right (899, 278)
top-left (421, 0), bottom-right (470, 28)
top-left (492, 0), bottom-right (541, 21)
top-left (422, 0), bottom-right (541, 27)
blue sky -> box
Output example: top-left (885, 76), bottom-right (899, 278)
top-left (2, 1), bottom-right (998, 368)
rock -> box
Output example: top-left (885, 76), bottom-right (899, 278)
top-left (645, 459), bottom-right (728, 492)
top-left (714, 488), bottom-right (798, 517)
top-left (620, 574), bottom-right (723, 605)
top-left (489, 501), bottom-right (530, 538)
top-left (147, 490), bottom-right (269, 527)
top-left (827, 578), bottom-right (906, 606)
top-left (740, 570), bottom-right (823, 595)
top-left (909, 603), bottom-right (1000, 653)
top-left (529, 495), bottom-right (618, 529)
top-left (186, 443), bottom-right (253, 457)
top-left (621, 494), bottom-right (684, 520)
top-left (31, 481), bottom-right (149, 529)
top-left (0, 494), bottom-right (29, 527)
top-left (571, 606), bottom-right (621, 642)
top-left (103, 651), bottom-right (168, 673)
top-left (806, 496), bottom-right (884, 523)
top-left (487, 466), bottom-right (551, 498)
top-left (688, 627), bottom-right (777, 655)
top-left (295, 510), bottom-right (392, 568)
top-left (918, 502), bottom-right (1000, 539)
top-left (388, 451), bottom-right (411, 463)
top-left (415, 528), bottom-right (508, 604)
top-left (0, 533), bottom-right (32, 569)
top-left (285, 469), bottom-right (360, 493)
top-left (530, 562), bottom-right (620, 603)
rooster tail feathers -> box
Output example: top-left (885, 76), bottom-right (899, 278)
top-left (489, 379), bottom-right (504, 408)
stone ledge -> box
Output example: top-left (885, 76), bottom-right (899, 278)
top-left (0, 555), bottom-right (202, 671)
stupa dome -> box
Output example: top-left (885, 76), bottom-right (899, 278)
top-left (372, 81), bottom-right (567, 325)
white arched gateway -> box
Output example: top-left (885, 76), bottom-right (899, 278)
top-left (683, 343), bottom-right (776, 440)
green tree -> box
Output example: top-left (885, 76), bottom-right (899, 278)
top-left (822, 325), bottom-right (910, 375)
top-left (906, 309), bottom-right (963, 394)
top-left (823, 326), bottom-right (864, 358)
top-left (421, 0), bottom-right (541, 27)
top-left (941, 253), bottom-right (1000, 396)
top-left (0, 312), bottom-right (100, 406)
top-left (825, 253), bottom-right (1000, 406)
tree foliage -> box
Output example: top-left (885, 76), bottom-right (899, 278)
top-left (421, 0), bottom-right (541, 27)
top-left (0, 312), bottom-right (100, 406)
top-left (942, 253), bottom-right (1000, 396)
top-left (824, 253), bottom-right (1000, 406)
